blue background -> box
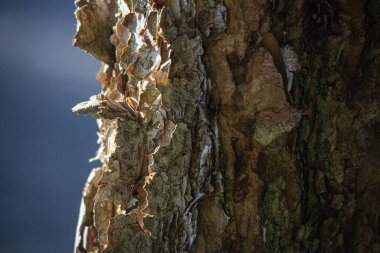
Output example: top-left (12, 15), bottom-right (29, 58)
top-left (0, 1), bottom-right (101, 252)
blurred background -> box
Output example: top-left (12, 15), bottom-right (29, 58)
top-left (0, 1), bottom-right (101, 252)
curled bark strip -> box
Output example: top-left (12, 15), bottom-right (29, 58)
top-left (72, 95), bottom-right (139, 121)
top-left (135, 180), bottom-right (151, 235)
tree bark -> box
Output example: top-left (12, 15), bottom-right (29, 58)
top-left (72, 0), bottom-right (380, 252)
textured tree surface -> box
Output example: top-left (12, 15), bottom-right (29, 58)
top-left (72, 0), bottom-right (380, 252)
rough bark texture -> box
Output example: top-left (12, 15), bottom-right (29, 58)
top-left (72, 0), bottom-right (380, 252)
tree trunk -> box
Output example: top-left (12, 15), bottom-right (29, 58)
top-left (72, 0), bottom-right (380, 252)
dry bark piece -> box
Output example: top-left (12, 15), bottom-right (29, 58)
top-left (281, 45), bottom-right (300, 92)
top-left (253, 107), bottom-right (306, 146)
top-left (158, 7), bottom-right (178, 42)
top-left (196, 3), bottom-right (227, 37)
top-left (74, 167), bottom-right (103, 253)
top-left (97, 63), bottom-right (113, 91)
top-left (72, 95), bottom-right (138, 120)
top-left (74, 0), bottom-right (114, 64)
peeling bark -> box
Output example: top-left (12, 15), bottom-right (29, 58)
top-left (72, 0), bottom-right (380, 252)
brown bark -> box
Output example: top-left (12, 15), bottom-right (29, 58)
top-left (72, 0), bottom-right (380, 252)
